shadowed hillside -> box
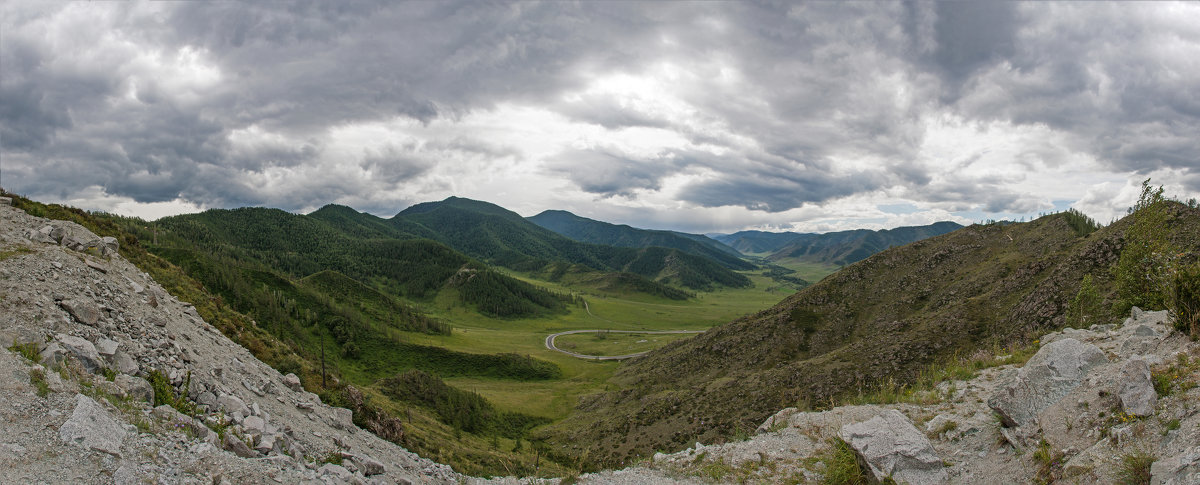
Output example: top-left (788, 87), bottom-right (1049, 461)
top-left (527, 210), bottom-right (751, 270)
top-left (543, 203), bottom-right (1200, 468)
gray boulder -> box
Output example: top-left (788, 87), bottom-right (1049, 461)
top-left (353, 454), bottom-right (386, 476)
top-left (39, 341), bottom-right (68, 367)
top-left (988, 338), bottom-right (1107, 428)
top-left (59, 394), bottom-right (127, 456)
top-left (55, 334), bottom-right (104, 372)
top-left (111, 350), bottom-right (139, 375)
top-left (100, 236), bottom-right (119, 256)
top-left (838, 409), bottom-right (947, 485)
top-left (95, 338), bottom-right (119, 356)
top-left (282, 372), bottom-right (303, 392)
top-left (114, 374), bottom-right (153, 403)
top-left (1150, 445), bottom-right (1200, 485)
top-left (1118, 358), bottom-right (1157, 416)
top-left (222, 433), bottom-right (258, 458)
top-left (58, 299), bottom-right (101, 326)
top-left (318, 463), bottom-right (354, 481)
top-left (216, 393), bottom-right (251, 418)
top-left (0, 196), bottom-right (11, 205)
top-left (330, 407), bottom-right (354, 430)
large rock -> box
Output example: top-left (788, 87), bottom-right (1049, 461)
top-left (59, 394), bottom-right (127, 456)
top-left (838, 410), bottom-right (947, 485)
top-left (1151, 445), bottom-right (1200, 485)
top-left (1119, 358), bottom-right (1157, 416)
top-left (114, 374), bottom-right (154, 403)
top-left (987, 338), bottom-right (1107, 429)
top-left (100, 236), bottom-right (119, 256)
top-left (55, 334), bottom-right (104, 372)
top-left (111, 350), bottom-right (139, 375)
top-left (58, 299), bottom-right (101, 326)
top-left (282, 373), bottom-right (303, 392)
top-left (353, 454), bottom-right (386, 476)
top-left (216, 393), bottom-right (251, 418)
top-left (222, 433), bottom-right (259, 458)
top-left (318, 464), bottom-right (353, 481)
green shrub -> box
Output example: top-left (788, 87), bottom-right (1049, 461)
top-left (821, 438), bottom-right (868, 485)
top-left (1115, 450), bottom-right (1154, 485)
top-left (30, 368), bottom-right (50, 397)
top-left (8, 342), bottom-right (40, 363)
top-left (1171, 261), bottom-right (1200, 339)
top-left (146, 369), bottom-right (196, 416)
top-left (1113, 180), bottom-right (1172, 312)
top-left (1069, 274), bottom-right (1102, 328)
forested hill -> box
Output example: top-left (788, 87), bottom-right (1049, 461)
top-left (712, 221), bottom-right (962, 263)
top-left (542, 203), bottom-right (1200, 467)
top-left (767, 221), bottom-right (964, 266)
top-left (154, 206), bottom-right (571, 318)
top-left (391, 197), bottom-right (751, 290)
top-left (527, 209), bottom-right (752, 270)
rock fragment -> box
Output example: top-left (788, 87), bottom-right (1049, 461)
top-left (59, 299), bottom-right (101, 326)
top-left (1118, 358), bottom-right (1157, 416)
top-left (988, 338), bottom-right (1107, 429)
top-left (55, 334), bottom-right (104, 372)
top-left (282, 372), bottom-right (303, 392)
top-left (59, 394), bottom-right (126, 456)
top-left (838, 409), bottom-right (947, 485)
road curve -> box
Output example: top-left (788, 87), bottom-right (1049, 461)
top-left (544, 329), bottom-right (704, 360)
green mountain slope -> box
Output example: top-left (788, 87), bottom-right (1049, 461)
top-left (768, 221), bottom-right (964, 266)
top-left (542, 204), bottom-right (1200, 467)
top-left (156, 207), bottom-right (570, 316)
top-left (392, 197), bottom-right (751, 290)
top-left (710, 230), bottom-right (804, 255)
top-left (527, 209), bottom-right (752, 270)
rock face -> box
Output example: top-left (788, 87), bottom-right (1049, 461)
top-left (59, 394), bottom-right (127, 456)
top-left (1118, 358), bottom-right (1157, 416)
top-left (839, 409), bottom-right (947, 485)
top-left (0, 201), bottom-right (463, 484)
top-left (987, 338), bottom-right (1107, 429)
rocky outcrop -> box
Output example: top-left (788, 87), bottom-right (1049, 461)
top-left (59, 394), bottom-right (127, 456)
top-left (0, 202), bottom-right (464, 484)
top-left (987, 337), bottom-right (1107, 429)
top-left (839, 409), bottom-right (947, 484)
top-left (575, 308), bottom-right (1199, 484)
top-left (1118, 357), bottom-right (1157, 416)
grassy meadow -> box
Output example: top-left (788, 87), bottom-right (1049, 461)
top-left (403, 271), bottom-right (805, 420)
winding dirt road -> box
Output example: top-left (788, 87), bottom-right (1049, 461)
top-left (543, 329), bottom-right (704, 360)
top-left (544, 300), bottom-right (703, 360)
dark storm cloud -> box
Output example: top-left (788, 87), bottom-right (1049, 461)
top-left (945, 3), bottom-right (1200, 177)
top-left (547, 149), bottom-right (680, 198)
top-left (2, 1), bottom-right (1198, 219)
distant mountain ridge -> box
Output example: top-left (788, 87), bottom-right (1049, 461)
top-left (390, 197), bottom-right (751, 290)
top-left (527, 209), bottom-right (752, 270)
top-left (712, 221), bottom-right (963, 266)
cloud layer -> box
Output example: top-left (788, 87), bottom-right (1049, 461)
top-left (2, 1), bottom-right (1197, 233)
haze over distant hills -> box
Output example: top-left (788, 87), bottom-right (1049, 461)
top-left (712, 221), bottom-right (963, 266)
top-left (527, 209), bottom-right (751, 270)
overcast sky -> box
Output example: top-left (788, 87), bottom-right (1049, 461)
top-left (2, 2), bottom-right (1198, 234)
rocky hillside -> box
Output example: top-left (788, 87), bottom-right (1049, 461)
top-left (0, 199), bottom-right (486, 484)
top-left (571, 308), bottom-right (1200, 484)
top-left (542, 204), bottom-right (1200, 467)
